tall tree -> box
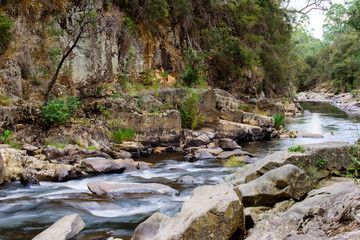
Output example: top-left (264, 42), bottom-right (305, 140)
top-left (323, 3), bottom-right (352, 43)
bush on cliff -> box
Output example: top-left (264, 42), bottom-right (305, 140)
top-left (41, 96), bottom-right (81, 125)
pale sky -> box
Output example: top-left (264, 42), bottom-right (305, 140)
top-left (289, 0), bottom-right (347, 39)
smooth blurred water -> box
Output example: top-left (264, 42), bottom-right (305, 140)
top-left (0, 101), bottom-right (359, 240)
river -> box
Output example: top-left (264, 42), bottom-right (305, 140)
top-left (0, 101), bottom-right (359, 240)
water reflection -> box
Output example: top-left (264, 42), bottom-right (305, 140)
top-left (242, 101), bottom-right (360, 157)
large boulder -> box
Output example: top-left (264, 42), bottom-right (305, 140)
top-left (132, 184), bottom-right (244, 240)
top-left (236, 164), bottom-right (312, 207)
top-left (246, 181), bottom-right (360, 240)
top-left (0, 147), bottom-right (27, 182)
top-left (215, 120), bottom-right (272, 141)
top-left (32, 214), bottom-right (85, 240)
top-left (87, 181), bottom-right (178, 198)
top-left (219, 138), bottom-right (241, 150)
top-left (225, 141), bottom-right (352, 186)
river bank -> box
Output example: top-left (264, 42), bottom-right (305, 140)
top-left (297, 91), bottom-right (360, 114)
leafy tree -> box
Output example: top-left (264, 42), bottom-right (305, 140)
top-left (323, 3), bottom-right (352, 44)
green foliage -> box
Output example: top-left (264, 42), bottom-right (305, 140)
top-left (323, 3), bottom-right (352, 44)
top-left (45, 141), bottom-right (66, 149)
top-left (273, 114), bottom-right (285, 129)
top-left (223, 156), bottom-right (247, 172)
top-left (315, 157), bottom-right (328, 169)
top-left (0, 15), bottom-right (13, 54)
top-left (0, 130), bottom-right (21, 149)
top-left (288, 145), bottom-right (306, 153)
top-left (86, 146), bottom-right (98, 150)
top-left (238, 104), bottom-right (253, 112)
top-left (110, 127), bottom-right (135, 144)
top-left (180, 48), bottom-right (207, 88)
top-left (201, 27), bottom-right (259, 88)
top-left (0, 95), bottom-right (11, 106)
top-left (41, 96), bottom-right (81, 125)
top-left (177, 90), bottom-right (204, 129)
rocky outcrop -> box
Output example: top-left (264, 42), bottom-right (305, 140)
top-left (32, 214), bottom-right (85, 240)
top-left (132, 184), bottom-right (244, 240)
top-left (236, 164), bottom-right (312, 206)
top-left (87, 181), bottom-right (178, 198)
top-left (0, 147), bottom-right (27, 182)
top-left (224, 141), bottom-right (352, 186)
top-left (246, 181), bottom-right (360, 240)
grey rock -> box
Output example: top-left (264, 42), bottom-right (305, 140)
top-left (132, 184), bottom-right (244, 240)
top-left (137, 161), bottom-right (150, 170)
top-left (54, 165), bottom-right (69, 182)
top-left (82, 157), bottom-right (126, 173)
top-left (32, 214), bottom-right (85, 240)
top-left (219, 138), bottom-right (241, 150)
top-left (217, 149), bottom-right (254, 159)
top-left (87, 181), bottom-right (178, 198)
top-left (236, 164), bottom-right (312, 207)
top-left (304, 110), bottom-right (312, 116)
top-left (194, 150), bottom-right (215, 160)
top-left (225, 141), bottom-right (352, 186)
top-left (175, 175), bottom-right (195, 184)
top-left (183, 134), bottom-right (211, 149)
top-left (246, 181), bottom-right (360, 240)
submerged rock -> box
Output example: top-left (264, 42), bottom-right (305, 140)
top-left (87, 181), bottom-right (178, 198)
top-left (132, 184), bottom-right (244, 240)
top-left (32, 214), bottom-right (85, 240)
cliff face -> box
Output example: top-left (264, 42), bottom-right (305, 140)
top-left (0, 0), bottom-right (293, 104)
top-left (0, 1), bottom-right (185, 103)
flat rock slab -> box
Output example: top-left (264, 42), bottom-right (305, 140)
top-left (33, 214), bottom-right (85, 240)
top-left (132, 184), bottom-right (244, 240)
top-left (87, 181), bottom-right (178, 199)
top-left (217, 149), bottom-right (254, 159)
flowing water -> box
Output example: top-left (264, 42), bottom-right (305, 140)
top-left (1, 101), bottom-right (360, 240)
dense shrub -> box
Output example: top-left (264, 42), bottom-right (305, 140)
top-left (41, 96), bottom-right (81, 125)
top-left (177, 90), bottom-right (204, 129)
top-left (110, 127), bottom-right (135, 143)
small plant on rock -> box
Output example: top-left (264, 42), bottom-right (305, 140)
top-left (315, 157), bottom-right (328, 169)
top-left (238, 104), bottom-right (253, 112)
top-left (0, 129), bottom-right (21, 149)
top-left (111, 127), bottom-right (135, 144)
top-left (288, 145), bottom-right (306, 153)
top-left (273, 114), bottom-right (285, 129)
top-left (223, 156), bottom-right (247, 172)
top-left (177, 89), bottom-right (204, 130)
